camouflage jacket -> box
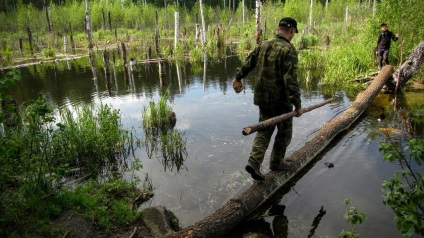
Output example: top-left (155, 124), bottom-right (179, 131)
top-left (235, 33), bottom-right (301, 112)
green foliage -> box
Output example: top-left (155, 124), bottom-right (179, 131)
top-left (0, 69), bottom-right (20, 99)
top-left (340, 198), bottom-right (366, 238)
top-left (412, 104), bottom-right (424, 132)
top-left (298, 34), bottom-right (318, 50)
top-left (298, 49), bottom-right (325, 69)
top-left (236, 30), bottom-right (254, 53)
top-left (72, 179), bottom-right (142, 233)
top-left (55, 101), bottom-right (135, 176)
top-left (283, 0), bottom-right (310, 24)
top-left (322, 41), bottom-right (373, 86)
top-left (43, 48), bottom-right (56, 58)
top-left (0, 46), bottom-right (13, 64)
top-left (379, 138), bottom-right (424, 237)
top-left (340, 230), bottom-right (359, 238)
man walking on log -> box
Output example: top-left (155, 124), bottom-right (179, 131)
top-left (376, 23), bottom-right (399, 70)
top-left (233, 17), bottom-right (303, 181)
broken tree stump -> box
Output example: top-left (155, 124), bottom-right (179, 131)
top-left (390, 41), bottom-right (424, 89)
top-left (165, 65), bottom-right (394, 238)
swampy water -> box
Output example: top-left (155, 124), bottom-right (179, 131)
top-left (4, 54), bottom-right (414, 237)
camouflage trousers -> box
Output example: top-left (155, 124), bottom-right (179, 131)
top-left (249, 107), bottom-right (293, 169)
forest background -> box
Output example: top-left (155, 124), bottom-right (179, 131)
top-left (0, 0), bottom-right (423, 86)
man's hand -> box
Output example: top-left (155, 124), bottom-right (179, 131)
top-left (232, 79), bottom-right (243, 94)
top-left (295, 109), bottom-right (303, 117)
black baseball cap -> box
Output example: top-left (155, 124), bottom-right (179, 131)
top-left (279, 17), bottom-right (298, 33)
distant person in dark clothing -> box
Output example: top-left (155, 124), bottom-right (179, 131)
top-left (376, 23), bottom-right (399, 70)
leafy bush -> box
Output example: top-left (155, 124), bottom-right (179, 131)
top-left (43, 48), bottom-right (55, 58)
top-left (380, 138), bottom-right (424, 237)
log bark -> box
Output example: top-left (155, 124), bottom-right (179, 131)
top-left (27, 26), bottom-right (33, 56)
top-left (242, 98), bottom-right (334, 136)
top-left (390, 41), bottom-right (424, 89)
top-left (165, 65), bottom-right (394, 238)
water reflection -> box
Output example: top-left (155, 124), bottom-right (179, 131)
top-left (2, 54), bottom-right (411, 237)
top-left (143, 128), bottom-right (188, 172)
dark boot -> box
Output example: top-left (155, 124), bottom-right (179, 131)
top-left (245, 161), bottom-right (265, 181)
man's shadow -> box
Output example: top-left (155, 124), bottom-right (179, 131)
top-left (227, 203), bottom-right (326, 237)
top-left (269, 204), bottom-right (326, 238)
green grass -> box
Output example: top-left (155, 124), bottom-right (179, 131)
top-left (0, 93), bottom-right (141, 236)
top-left (72, 179), bottom-right (143, 234)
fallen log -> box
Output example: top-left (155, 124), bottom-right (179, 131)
top-left (0, 56), bottom-right (85, 70)
top-left (389, 41), bottom-right (424, 90)
top-left (165, 65), bottom-right (394, 238)
top-left (242, 98), bottom-right (334, 136)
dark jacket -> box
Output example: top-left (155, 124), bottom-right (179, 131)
top-left (377, 30), bottom-right (398, 50)
top-left (235, 33), bottom-right (301, 112)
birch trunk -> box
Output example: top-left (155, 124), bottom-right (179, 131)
top-left (242, 0), bottom-right (245, 26)
top-left (174, 12), bottom-right (179, 48)
top-left (309, 0), bottom-right (313, 27)
top-left (255, 0), bottom-right (261, 45)
top-left (199, 0), bottom-right (207, 46)
top-left (345, 6), bottom-right (349, 23)
top-left (373, 0), bottom-right (376, 16)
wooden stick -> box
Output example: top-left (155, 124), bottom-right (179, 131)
top-left (242, 98), bottom-right (334, 136)
top-left (128, 226), bottom-right (139, 238)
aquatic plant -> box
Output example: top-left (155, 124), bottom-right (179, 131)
top-left (142, 88), bottom-right (176, 131)
top-left (142, 88), bottom-right (187, 172)
top-left (55, 101), bottom-right (135, 176)
top-left (340, 198), bottom-right (366, 238)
